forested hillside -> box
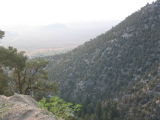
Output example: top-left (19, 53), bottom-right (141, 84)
top-left (48, 1), bottom-right (160, 120)
top-left (1, 1), bottom-right (160, 120)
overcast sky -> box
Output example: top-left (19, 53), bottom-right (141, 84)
top-left (0, 0), bottom-right (156, 26)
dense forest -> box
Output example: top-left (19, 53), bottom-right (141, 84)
top-left (47, 1), bottom-right (160, 120)
top-left (1, 0), bottom-right (160, 120)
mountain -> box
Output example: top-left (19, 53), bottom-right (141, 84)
top-left (118, 66), bottom-right (160, 120)
top-left (48, 1), bottom-right (160, 119)
top-left (2, 21), bottom-right (118, 54)
top-left (0, 94), bottom-right (57, 120)
top-left (48, 0), bottom-right (160, 101)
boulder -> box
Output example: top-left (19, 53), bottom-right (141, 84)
top-left (0, 94), bottom-right (57, 120)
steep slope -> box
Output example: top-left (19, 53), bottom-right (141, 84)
top-left (0, 94), bottom-right (57, 120)
top-left (119, 64), bottom-right (160, 119)
top-left (48, 0), bottom-right (160, 103)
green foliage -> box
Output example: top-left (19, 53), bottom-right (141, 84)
top-left (77, 100), bottom-right (119, 120)
top-left (0, 69), bottom-right (11, 96)
top-left (0, 46), bottom-right (26, 68)
top-left (38, 96), bottom-right (81, 120)
top-left (0, 46), bottom-right (25, 95)
top-left (10, 57), bottom-right (58, 99)
top-left (0, 30), bottom-right (57, 98)
top-left (0, 46), bottom-right (57, 99)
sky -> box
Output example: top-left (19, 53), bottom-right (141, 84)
top-left (0, 0), bottom-right (156, 26)
top-left (0, 0), bottom-right (156, 56)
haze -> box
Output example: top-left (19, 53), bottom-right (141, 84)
top-left (0, 0), bottom-right (156, 56)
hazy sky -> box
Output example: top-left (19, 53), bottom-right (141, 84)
top-left (0, 0), bottom-right (156, 26)
top-left (0, 0), bottom-right (157, 56)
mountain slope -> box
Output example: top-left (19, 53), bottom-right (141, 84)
top-left (48, 0), bottom-right (160, 104)
top-left (118, 62), bottom-right (160, 119)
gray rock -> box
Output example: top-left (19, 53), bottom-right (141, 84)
top-left (0, 94), bottom-right (57, 120)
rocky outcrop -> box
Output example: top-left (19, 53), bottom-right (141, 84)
top-left (0, 94), bottom-right (57, 120)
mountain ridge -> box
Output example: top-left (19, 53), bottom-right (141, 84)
top-left (48, 0), bottom-right (160, 105)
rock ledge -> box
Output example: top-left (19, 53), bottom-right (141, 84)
top-left (0, 94), bottom-right (57, 120)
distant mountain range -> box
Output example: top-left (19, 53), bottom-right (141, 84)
top-left (2, 21), bottom-right (119, 57)
top-left (47, 1), bottom-right (160, 120)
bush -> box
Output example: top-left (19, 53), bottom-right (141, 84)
top-left (38, 96), bottom-right (81, 120)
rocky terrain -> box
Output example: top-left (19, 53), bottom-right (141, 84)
top-left (0, 94), bottom-right (57, 120)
